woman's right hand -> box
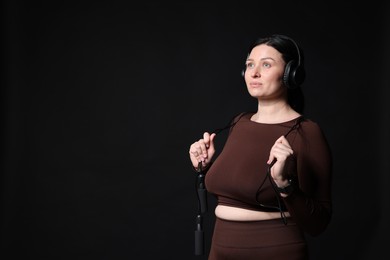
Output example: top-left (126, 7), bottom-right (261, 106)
top-left (189, 132), bottom-right (216, 170)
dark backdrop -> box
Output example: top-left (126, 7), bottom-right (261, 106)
top-left (1, 1), bottom-right (389, 259)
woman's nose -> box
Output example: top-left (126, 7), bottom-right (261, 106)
top-left (250, 66), bottom-right (260, 78)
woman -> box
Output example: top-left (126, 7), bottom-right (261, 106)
top-left (188, 34), bottom-right (332, 259)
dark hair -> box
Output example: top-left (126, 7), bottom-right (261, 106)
top-left (248, 34), bottom-right (305, 113)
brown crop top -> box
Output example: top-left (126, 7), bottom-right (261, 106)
top-left (205, 112), bottom-right (332, 236)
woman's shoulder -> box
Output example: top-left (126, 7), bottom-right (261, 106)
top-left (232, 111), bottom-right (255, 122)
top-left (300, 117), bottom-right (328, 138)
top-left (301, 117), bottom-right (322, 128)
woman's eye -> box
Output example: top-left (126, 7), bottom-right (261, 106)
top-left (263, 63), bottom-right (271, 68)
top-left (246, 63), bottom-right (254, 68)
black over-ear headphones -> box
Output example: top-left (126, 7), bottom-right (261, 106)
top-left (281, 35), bottom-right (305, 89)
top-left (242, 34), bottom-right (305, 89)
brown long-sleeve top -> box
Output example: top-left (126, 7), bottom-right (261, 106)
top-left (205, 112), bottom-right (332, 236)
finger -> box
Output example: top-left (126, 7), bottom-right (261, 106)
top-left (196, 140), bottom-right (208, 159)
top-left (189, 143), bottom-right (199, 157)
top-left (203, 132), bottom-right (211, 148)
top-left (279, 135), bottom-right (291, 147)
top-left (267, 155), bottom-right (276, 165)
top-left (267, 147), bottom-right (276, 164)
top-left (268, 139), bottom-right (289, 165)
top-left (275, 135), bottom-right (285, 143)
top-left (273, 144), bottom-right (293, 156)
top-left (208, 133), bottom-right (216, 149)
top-left (189, 141), bottom-right (204, 156)
top-left (268, 137), bottom-right (280, 164)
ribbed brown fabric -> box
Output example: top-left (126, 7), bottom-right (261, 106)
top-left (208, 217), bottom-right (308, 260)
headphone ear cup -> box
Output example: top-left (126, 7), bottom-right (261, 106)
top-left (293, 65), bottom-right (305, 88)
top-left (283, 60), bottom-right (305, 89)
top-left (283, 60), bottom-right (295, 88)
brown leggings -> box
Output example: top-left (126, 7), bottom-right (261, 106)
top-left (208, 217), bottom-right (308, 260)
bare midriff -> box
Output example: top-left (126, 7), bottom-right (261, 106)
top-left (215, 205), bottom-right (290, 221)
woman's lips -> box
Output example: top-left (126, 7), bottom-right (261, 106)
top-left (249, 82), bottom-right (262, 88)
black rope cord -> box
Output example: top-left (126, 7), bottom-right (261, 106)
top-left (255, 116), bottom-right (304, 225)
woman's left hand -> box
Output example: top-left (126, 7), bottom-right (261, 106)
top-left (267, 136), bottom-right (295, 185)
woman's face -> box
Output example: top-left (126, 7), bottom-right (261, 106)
top-left (244, 44), bottom-right (286, 100)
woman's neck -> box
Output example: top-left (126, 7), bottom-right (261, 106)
top-left (251, 100), bottom-right (300, 124)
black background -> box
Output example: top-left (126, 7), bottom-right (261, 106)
top-left (1, 1), bottom-right (389, 259)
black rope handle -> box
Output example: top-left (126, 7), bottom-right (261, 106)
top-left (194, 162), bottom-right (207, 255)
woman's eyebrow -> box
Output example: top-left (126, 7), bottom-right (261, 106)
top-left (246, 57), bottom-right (276, 62)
